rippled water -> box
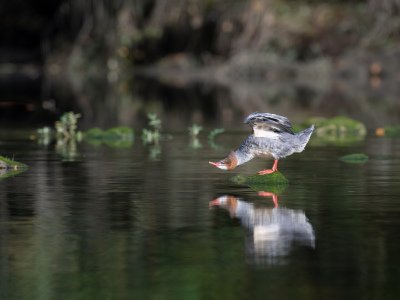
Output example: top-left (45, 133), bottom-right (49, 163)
top-left (1, 132), bottom-right (400, 299)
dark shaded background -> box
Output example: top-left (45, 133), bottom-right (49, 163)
top-left (1, 0), bottom-right (400, 129)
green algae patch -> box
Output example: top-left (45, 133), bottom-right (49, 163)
top-left (339, 153), bottom-right (369, 164)
top-left (0, 156), bottom-right (28, 179)
top-left (300, 116), bottom-right (367, 146)
top-left (0, 168), bottom-right (27, 180)
top-left (0, 156), bottom-right (27, 170)
top-left (84, 127), bottom-right (104, 139)
top-left (231, 172), bottom-right (288, 194)
top-left (84, 127), bottom-right (134, 147)
top-left (104, 127), bottom-right (134, 140)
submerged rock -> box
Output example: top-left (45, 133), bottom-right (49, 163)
top-left (231, 172), bottom-right (289, 194)
top-left (339, 153), bottom-right (369, 164)
top-left (298, 116), bottom-right (366, 146)
top-left (0, 156), bottom-right (28, 179)
top-left (0, 156), bottom-right (27, 170)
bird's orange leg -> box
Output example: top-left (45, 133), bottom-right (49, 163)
top-left (258, 191), bottom-right (279, 208)
top-left (257, 159), bottom-right (278, 175)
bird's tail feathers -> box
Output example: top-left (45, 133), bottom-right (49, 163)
top-left (295, 125), bottom-right (314, 152)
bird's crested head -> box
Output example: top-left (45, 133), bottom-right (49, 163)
top-left (209, 152), bottom-right (238, 171)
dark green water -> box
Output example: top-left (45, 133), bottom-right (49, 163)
top-left (1, 132), bottom-right (400, 299)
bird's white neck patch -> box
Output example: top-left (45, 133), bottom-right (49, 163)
top-left (253, 129), bottom-right (280, 138)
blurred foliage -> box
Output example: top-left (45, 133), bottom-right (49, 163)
top-left (36, 112), bottom-right (83, 161)
top-left (188, 124), bottom-right (203, 137)
top-left (376, 125), bottom-right (400, 137)
top-left (37, 112), bottom-right (83, 144)
top-left (40, 0), bottom-right (400, 74)
top-left (55, 112), bottom-right (82, 140)
top-left (188, 124), bottom-right (203, 149)
top-left (208, 128), bottom-right (225, 150)
top-left (142, 113), bottom-right (162, 144)
top-left (189, 137), bottom-right (202, 150)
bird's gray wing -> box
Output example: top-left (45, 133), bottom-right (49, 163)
top-left (244, 112), bottom-right (294, 135)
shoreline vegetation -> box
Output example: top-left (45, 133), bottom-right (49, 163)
top-left (2, 1), bottom-right (400, 129)
top-left (43, 0), bottom-right (400, 82)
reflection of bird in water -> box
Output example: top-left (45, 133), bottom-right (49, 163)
top-left (210, 194), bottom-right (315, 266)
top-left (209, 112), bottom-right (314, 174)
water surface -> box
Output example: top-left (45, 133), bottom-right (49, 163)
top-left (1, 132), bottom-right (400, 299)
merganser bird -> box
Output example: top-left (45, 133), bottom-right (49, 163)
top-left (209, 112), bottom-right (314, 174)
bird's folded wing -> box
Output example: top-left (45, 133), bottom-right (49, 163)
top-left (244, 112), bottom-right (294, 135)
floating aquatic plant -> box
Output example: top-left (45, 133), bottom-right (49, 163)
top-left (142, 113), bottom-right (162, 144)
top-left (189, 137), bottom-right (202, 150)
top-left (84, 126), bottom-right (134, 147)
top-left (147, 113), bottom-right (161, 130)
top-left (142, 128), bottom-right (161, 144)
top-left (208, 128), bottom-right (225, 150)
top-left (35, 112), bottom-right (83, 161)
top-left (339, 153), bottom-right (369, 164)
top-left (188, 124), bottom-right (203, 137)
top-left (36, 112), bottom-right (82, 144)
top-left (37, 126), bottom-right (53, 145)
top-left (188, 124), bottom-right (203, 149)
top-left (56, 139), bottom-right (79, 161)
top-left (55, 112), bottom-right (82, 140)
top-left (149, 144), bottom-right (161, 160)
top-left (208, 128), bottom-right (225, 139)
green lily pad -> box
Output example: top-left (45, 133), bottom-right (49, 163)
top-left (231, 172), bottom-right (289, 194)
top-left (339, 153), bottom-right (369, 164)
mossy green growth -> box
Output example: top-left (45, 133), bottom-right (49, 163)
top-left (103, 127), bottom-right (134, 141)
top-left (300, 116), bottom-right (366, 146)
top-left (0, 156), bottom-right (28, 179)
top-left (0, 156), bottom-right (27, 170)
top-left (339, 153), bottom-right (369, 164)
top-left (84, 127), bottom-right (104, 139)
top-left (84, 127), bottom-right (134, 147)
top-left (231, 172), bottom-right (289, 195)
